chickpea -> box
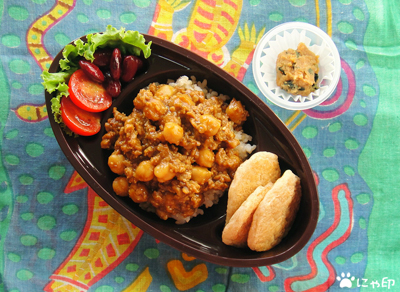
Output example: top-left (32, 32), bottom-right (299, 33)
top-left (163, 122), bottom-right (184, 145)
top-left (176, 93), bottom-right (194, 105)
top-left (154, 162), bottom-right (175, 182)
top-left (191, 166), bottom-right (212, 185)
top-left (156, 85), bottom-right (175, 98)
top-left (108, 153), bottom-right (125, 175)
top-left (135, 160), bottom-right (154, 181)
top-left (134, 89), bottom-right (153, 110)
top-left (143, 98), bottom-right (167, 121)
top-left (128, 182), bottom-right (149, 203)
top-left (196, 148), bottom-right (214, 168)
top-left (189, 90), bottom-right (205, 103)
top-left (226, 98), bottom-right (248, 125)
top-left (200, 114), bottom-right (221, 136)
top-left (226, 138), bottom-right (240, 149)
top-left (112, 177), bottom-right (129, 196)
top-left (226, 153), bottom-right (242, 170)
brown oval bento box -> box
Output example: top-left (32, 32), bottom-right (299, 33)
top-left (45, 33), bottom-right (319, 267)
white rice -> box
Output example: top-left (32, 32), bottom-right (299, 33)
top-left (168, 75), bottom-right (204, 92)
top-left (234, 130), bottom-right (257, 160)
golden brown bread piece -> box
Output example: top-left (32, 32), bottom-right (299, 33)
top-left (222, 183), bottom-right (273, 248)
top-left (247, 169), bottom-right (301, 252)
top-left (225, 152), bottom-right (281, 225)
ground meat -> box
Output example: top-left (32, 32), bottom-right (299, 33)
top-left (101, 77), bottom-right (251, 222)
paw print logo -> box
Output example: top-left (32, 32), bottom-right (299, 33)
top-left (336, 272), bottom-right (355, 288)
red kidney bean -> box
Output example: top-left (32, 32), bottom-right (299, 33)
top-left (104, 71), bottom-right (120, 98)
top-left (121, 56), bottom-right (140, 82)
top-left (110, 48), bottom-right (122, 81)
top-left (135, 56), bottom-right (144, 70)
top-left (93, 49), bottom-right (112, 67)
top-left (105, 79), bottom-right (121, 98)
top-left (78, 60), bottom-right (104, 83)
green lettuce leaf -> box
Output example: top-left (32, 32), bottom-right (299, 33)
top-left (85, 25), bottom-right (152, 60)
top-left (41, 70), bottom-right (72, 93)
top-left (49, 83), bottom-right (69, 121)
top-left (59, 43), bottom-right (78, 71)
top-left (41, 25), bottom-right (152, 134)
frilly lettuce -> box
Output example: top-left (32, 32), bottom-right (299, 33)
top-left (41, 25), bottom-right (152, 134)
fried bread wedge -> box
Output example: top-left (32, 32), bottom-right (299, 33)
top-left (247, 169), bottom-right (301, 252)
top-left (225, 152), bottom-right (281, 225)
top-left (222, 183), bottom-right (274, 248)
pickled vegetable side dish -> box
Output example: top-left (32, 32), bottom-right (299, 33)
top-left (276, 42), bottom-right (319, 96)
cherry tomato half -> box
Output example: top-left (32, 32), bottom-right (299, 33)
top-left (68, 69), bottom-right (112, 112)
top-left (61, 96), bottom-right (102, 136)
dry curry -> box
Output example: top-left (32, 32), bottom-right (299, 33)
top-left (101, 77), bottom-right (253, 223)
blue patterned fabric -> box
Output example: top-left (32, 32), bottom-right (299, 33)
top-left (0, 0), bottom-right (398, 291)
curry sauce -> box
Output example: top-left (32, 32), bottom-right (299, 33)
top-left (101, 77), bottom-right (253, 222)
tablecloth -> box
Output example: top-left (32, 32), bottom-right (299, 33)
top-left (0, 0), bottom-right (398, 291)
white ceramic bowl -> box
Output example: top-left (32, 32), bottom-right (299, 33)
top-left (252, 22), bottom-right (341, 110)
